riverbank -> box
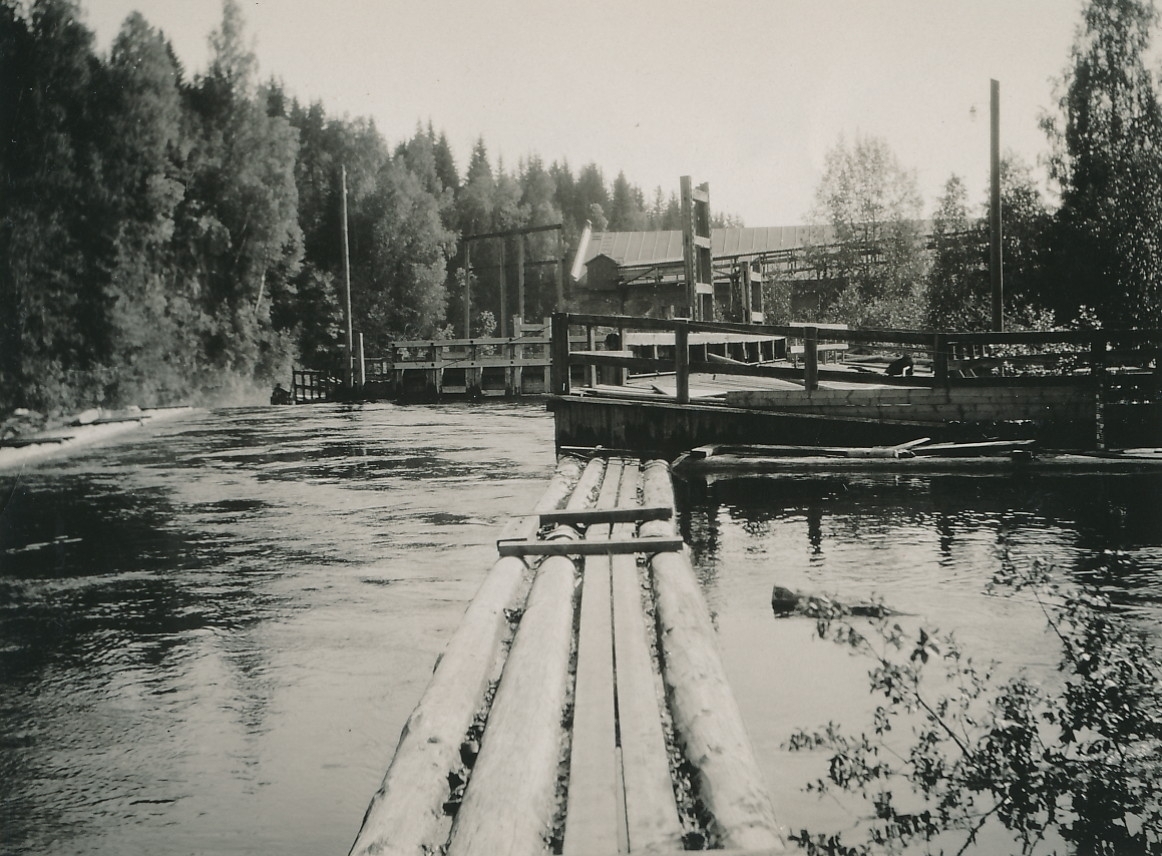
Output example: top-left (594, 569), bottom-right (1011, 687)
top-left (0, 405), bottom-right (196, 471)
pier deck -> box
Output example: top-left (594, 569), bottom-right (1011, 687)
top-left (548, 313), bottom-right (1162, 453)
top-left (348, 456), bottom-right (784, 856)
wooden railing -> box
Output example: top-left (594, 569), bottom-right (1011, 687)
top-left (293, 317), bottom-right (586, 402)
top-left (550, 312), bottom-right (1162, 406)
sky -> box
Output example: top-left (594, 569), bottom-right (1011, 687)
top-left (79, 0), bottom-right (1086, 226)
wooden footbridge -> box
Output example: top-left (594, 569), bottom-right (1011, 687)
top-left (348, 456), bottom-right (785, 856)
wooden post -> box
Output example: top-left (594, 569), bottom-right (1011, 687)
top-left (750, 259), bottom-right (764, 323)
top-left (463, 243), bottom-right (472, 338)
top-left (498, 239), bottom-right (508, 338)
top-left (556, 229), bottom-right (565, 311)
top-left (357, 332), bottom-right (366, 388)
top-left (516, 236), bottom-right (526, 324)
top-left (675, 321), bottom-right (690, 405)
top-left (512, 314), bottom-right (524, 395)
top-left (680, 176), bottom-right (696, 318)
top-left (803, 325), bottom-right (819, 393)
top-left (617, 319), bottom-right (627, 386)
top-left (1091, 333), bottom-right (1106, 451)
top-left (586, 324), bottom-right (597, 389)
top-left (933, 333), bottom-right (948, 390)
top-left (340, 165), bottom-right (354, 387)
top-left (550, 312), bottom-right (571, 395)
top-left (990, 79), bottom-right (1004, 332)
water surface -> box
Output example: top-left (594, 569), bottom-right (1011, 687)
top-left (2, 404), bottom-right (1159, 854)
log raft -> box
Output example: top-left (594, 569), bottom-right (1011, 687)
top-left (349, 456), bottom-right (784, 856)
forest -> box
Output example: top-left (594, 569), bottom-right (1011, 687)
top-left (2, 0), bottom-right (1161, 415)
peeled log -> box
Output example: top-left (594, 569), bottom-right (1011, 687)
top-left (445, 557), bottom-right (577, 856)
top-left (610, 462), bottom-right (686, 852)
top-left (445, 457), bottom-right (604, 856)
top-left (348, 457), bottom-right (582, 856)
top-left (642, 462), bottom-right (784, 852)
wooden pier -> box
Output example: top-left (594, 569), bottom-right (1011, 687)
top-left (548, 313), bottom-right (1162, 453)
top-left (348, 456), bottom-right (784, 856)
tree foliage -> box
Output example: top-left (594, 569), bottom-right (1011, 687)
top-left (2, 0), bottom-right (763, 416)
top-left (806, 135), bottom-right (929, 328)
top-left (926, 158), bottom-right (1055, 333)
top-left (13, 0), bottom-right (1161, 415)
top-left (1044, 0), bottom-right (1162, 327)
top-left (788, 558), bottom-right (1162, 855)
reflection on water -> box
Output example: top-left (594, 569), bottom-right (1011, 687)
top-left (2, 405), bottom-right (1159, 855)
top-left (0, 402), bottom-right (556, 856)
top-left (678, 468), bottom-right (1162, 845)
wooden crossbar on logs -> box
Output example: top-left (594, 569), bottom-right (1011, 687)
top-left (348, 456), bottom-right (785, 856)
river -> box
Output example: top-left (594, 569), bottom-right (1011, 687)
top-left (1, 402), bottom-right (1159, 855)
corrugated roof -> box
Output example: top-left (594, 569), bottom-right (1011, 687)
top-left (584, 225), bottom-right (839, 267)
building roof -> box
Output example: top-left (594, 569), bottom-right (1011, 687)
top-left (583, 225), bottom-right (838, 268)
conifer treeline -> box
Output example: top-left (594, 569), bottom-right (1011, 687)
top-left (0, 0), bottom-right (693, 413)
top-left (4, 0), bottom-right (1161, 414)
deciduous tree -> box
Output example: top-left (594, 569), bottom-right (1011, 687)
top-left (1044, 0), bottom-right (1162, 327)
top-left (808, 134), bottom-right (928, 328)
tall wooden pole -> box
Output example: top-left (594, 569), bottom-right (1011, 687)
top-left (990, 79), bottom-right (1004, 332)
top-left (498, 240), bottom-right (508, 338)
top-left (340, 165), bottom-right (354, 387)
top-left (517, 236), bottom-right (526, 325)
top-left (463, 243), bottom-right (472, 337)
top-left (680, 175), bottom-right (695, 318)
top-left (555, 229), bottom-right (564, 311)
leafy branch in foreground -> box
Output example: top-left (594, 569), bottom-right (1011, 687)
top-left (786, 557), bottom-right (1162, 855)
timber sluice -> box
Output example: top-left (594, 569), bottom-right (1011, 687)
top-left (348, 456), bottom-right (785, 856)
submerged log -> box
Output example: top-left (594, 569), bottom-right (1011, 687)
top-left (348, 457), bottom-right (582, 856)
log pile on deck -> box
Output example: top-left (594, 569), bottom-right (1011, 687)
top-left (349, 456), bottom-right (784, 856)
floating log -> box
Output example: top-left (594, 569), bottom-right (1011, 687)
top-left (348, 457), bottom-right (582, 856)
top-left (353, 455), bottom-right (788, 856)
top-left (641, 462), bottom-right (784, 851)
top-left (444, 458), bottom-right (605, 856)
top-left (910, 439), bottom-right (1037, 457)
top-left (445, 556), bottom-right (575, 856)
top-left (691, 441), bottom-right (923, 460)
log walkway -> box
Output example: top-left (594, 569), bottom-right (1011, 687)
top-left (348, 456), bottom-right (784, 856)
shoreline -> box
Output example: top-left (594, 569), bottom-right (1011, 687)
top-left (0, 406), bottom-right (197, 471)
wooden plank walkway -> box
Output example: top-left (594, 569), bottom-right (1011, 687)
top-left (348, 456), bottom-right (784, 856)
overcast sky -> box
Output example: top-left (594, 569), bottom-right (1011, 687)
top-left (80, 0), bottom-right (1085, 226)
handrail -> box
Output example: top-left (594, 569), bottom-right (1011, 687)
top-left (549, 311), bottom-right (1162, 400)
top-left (561, 312), bottom-right (1162, 348)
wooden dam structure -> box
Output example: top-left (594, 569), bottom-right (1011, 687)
top-left (292, 317), bottom-right (582, 403)
top-left (348, 456), bottom-right (785, 856)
